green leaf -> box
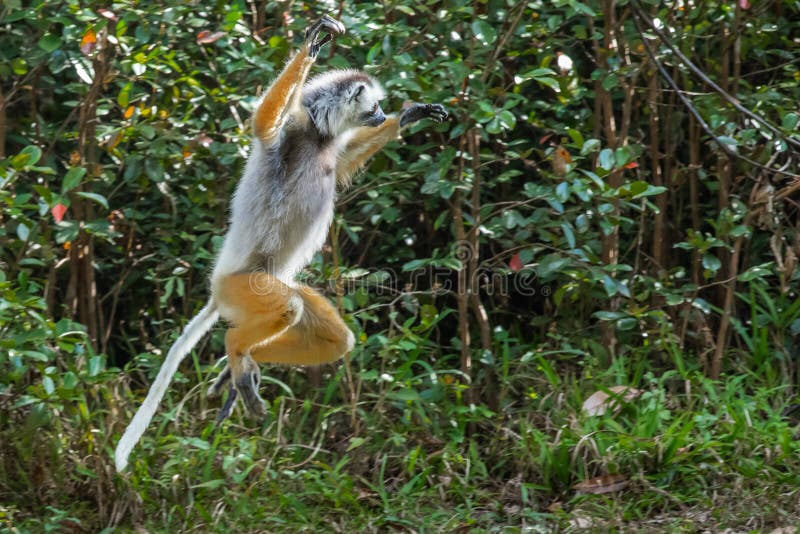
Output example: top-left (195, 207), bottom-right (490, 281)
top-left (471, 19), bottom-right (496, 46)
top-left (533, 76), bottom-right (560, 92)
top-left (346, 437), bottom-right (367, 451)
top-left (601, 73), bottom-right (619, 91)
top-left (537, 253), bottom-right (569, 279)
top-left (387, 389), bottom-right (422, 402)
top-left (75, 192), bottom-right (109, 209)
top-left (614, 146), bottom-right (632, 167)
top-left (602, 275), bottom-right (618, 297)
top-left (118, 82), bottom-right (132, 108)
top-left (581, 138), bottom-right (601, 155)
top-left (598, 148), bottom-right (615, 171)
top-left (16, 223), bottom-right (30, 241)
top-left (594, 311), bottom-right (629, 321)
top-left (514, 68), bottom-right (559, 91)
top-left (11, 145), bottom-right (43, 170)
top-left (88, 356), bottom-right (104, 376)
top-left (781, 113), bottom-right (798, 131)
top-left (555, 181), bottom-right (569, 202)
top-left (43, 376), bottom-right (55, 395)
top-left (629, 182), bottom-right (666, 199)
top-left (62, 371), bottom-right (78, 390)
top-left (145, 158), bottom-right (164, 181)
top-left (567, 129), bottom-right (584, 147)
top-left (560, 222), bottom-right (575, 249)
top-left (738, 263), bottom-right (772, 282)
top-left (38, 34), bottom-right (62, 53)
top-left (576, 213), bottom-right (589, 232)
top-left (62, 167), bottom-right (87, 193)
top-left (715, 135), bottom-right (737, 148)
top-left (702, 253), bottom-right (721, 272)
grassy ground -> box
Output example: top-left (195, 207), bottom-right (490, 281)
top-left (2, 345), bottom-right (799, 533)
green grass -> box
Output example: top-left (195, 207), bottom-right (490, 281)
top-left (2, 347), bottom-right (799, 533)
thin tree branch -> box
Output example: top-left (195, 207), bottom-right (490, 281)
top-left (632, 10), bottom-right (799, 179)
top-left (631, 0), bottom-right (800, 153)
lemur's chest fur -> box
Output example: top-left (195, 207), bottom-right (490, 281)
top-left (219, 123), bottom-right (339, 278)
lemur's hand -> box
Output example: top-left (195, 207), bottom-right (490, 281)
top-left (305, 15), bottom-right (345, 57)
top-left (400, 103), bottom-right (449, 128)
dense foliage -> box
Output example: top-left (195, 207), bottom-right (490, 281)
top-left (2, 0), bottom-right (799, 530)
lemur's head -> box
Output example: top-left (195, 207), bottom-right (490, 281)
top-left (302, 70), bottom-right (386, 137)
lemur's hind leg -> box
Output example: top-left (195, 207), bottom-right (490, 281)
top-left (249, 285), bottom-right (354, 366)
top-left (216, 273), bottom-right (304, 417)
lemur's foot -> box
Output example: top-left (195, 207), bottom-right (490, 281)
top-left (306, 14), bottom-right (345, 57)
top-left (234, 357), bottom-right (266, 417)
top-left (400, 103), bottom-right (449, 128)
top-left (216, 386), bottom-right (238, 424)
top-left (207, 364), bottom-right (231, 399)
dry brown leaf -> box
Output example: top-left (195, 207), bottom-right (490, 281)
top-left (572, 473), bottom-right (628, 494)
top-left (551, 145), bottom-right (572, 177)
top-left (582, 385), bottom-right (642, 416)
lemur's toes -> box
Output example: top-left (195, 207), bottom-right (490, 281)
top-left (235, 370), bottom-right (266, 417)
top-left (215, 387), bottom-right (238, 424)
top-left (207, 365), bottom-right (232, 399)
top-left (306, 14), bottom-right (345, 42)
top-left (320, 14), bottom-right (346, 36)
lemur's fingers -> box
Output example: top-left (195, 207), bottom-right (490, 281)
top-left (400, 103), bottom-right (449, 127)
top-left (425, 104), bottom-right (449, 122)
top-left (305, 14), bottom-right (345, 56)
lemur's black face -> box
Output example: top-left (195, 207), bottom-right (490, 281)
top-left (361, 101), bottom-right (386, 127)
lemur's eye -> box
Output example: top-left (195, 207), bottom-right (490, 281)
top-left (371, 103), bottom-right (379, 114)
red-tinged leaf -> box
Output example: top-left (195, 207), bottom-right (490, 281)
top-left (509, 252), bottom-right (523, 272)
top-left (572, 474), bottom-right (628, 494)
top-left (196, 30), bottom-right (227, 44)
top-left (739, 0), bottom-right (750, 9)
top-left (51, 204), bottom-right (67, 223)
top-left (98, 8), bottom-right (118, 21)
top-left (624, 161), bottom-right (639, 169)
top-left (539, 133), bottom-right (553, 145)
top-left (80, 29), bottom-right (97, 56)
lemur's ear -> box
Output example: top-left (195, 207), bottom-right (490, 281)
top-left (349, 84), bottom-right (366, 102)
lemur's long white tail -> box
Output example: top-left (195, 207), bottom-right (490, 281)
top-left (115, 301), bottom-right (220, 471)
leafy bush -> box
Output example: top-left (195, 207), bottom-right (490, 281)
top-left (1, 0), bottom-right (799, 530)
